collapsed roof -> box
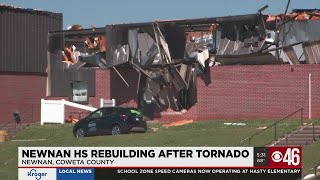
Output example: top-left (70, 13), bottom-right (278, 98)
top-left (48, 10), bottom-right (320, 117)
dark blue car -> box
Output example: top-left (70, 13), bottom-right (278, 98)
top-left (73, 107), bottom-right (147, 138)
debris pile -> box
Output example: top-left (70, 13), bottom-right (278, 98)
top-left (48, 7), bottom-right (320, 119)
top-left (162, 120), bottom-right (194, 128)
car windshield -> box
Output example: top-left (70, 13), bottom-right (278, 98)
top-left (88, 109), bottom-right (105, 119)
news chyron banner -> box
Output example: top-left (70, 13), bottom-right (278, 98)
top-left (18, 147), bottom-right (302, 180)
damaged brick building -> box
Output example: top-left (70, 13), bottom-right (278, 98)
top-left (1, 5), bottom-right (320, 125)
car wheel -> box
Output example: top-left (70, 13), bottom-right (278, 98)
top-left (75, 128), bottom-right (86, 138)
top-left (111, 125), bottom-right (122, 135)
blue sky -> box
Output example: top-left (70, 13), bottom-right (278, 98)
top-left (1, 0), bottom-right (319, 29)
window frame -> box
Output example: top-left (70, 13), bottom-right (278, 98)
top-left (69, 81), bottom-right (89, 104)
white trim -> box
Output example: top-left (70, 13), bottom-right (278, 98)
top-left (41, 99), bottom-right (97, 125)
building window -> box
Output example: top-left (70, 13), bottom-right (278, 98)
top-left (70, 81), bottom-right (88, 104)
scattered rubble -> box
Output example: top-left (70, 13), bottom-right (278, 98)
top-left (162, 120), bottom-right (194, 128)
top-left (150, 127), bottom-right (159, 132)
top-left (224, 123), bottom-right (246, 126)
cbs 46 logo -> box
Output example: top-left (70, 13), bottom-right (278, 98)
top-left (271, 148), bottom-right (300, 166)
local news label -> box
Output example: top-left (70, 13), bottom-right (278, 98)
top-left (18, 147), bottom-right (254, 168)
top-left (56, 168), bottom-right (94, 180)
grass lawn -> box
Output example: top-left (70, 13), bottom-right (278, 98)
top-left (0, 119), bottom-right (318, 179)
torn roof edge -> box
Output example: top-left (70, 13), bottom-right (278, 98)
top-left (49, 13), bottom-right (262, 35)
top-left (0, 4), bottom-right (62, 17)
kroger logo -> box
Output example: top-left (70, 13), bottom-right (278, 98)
top-left (27, 169), bottom-right (48, 180)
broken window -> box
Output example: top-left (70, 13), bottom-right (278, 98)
top-left (69, 81), bottom-right (88, 104)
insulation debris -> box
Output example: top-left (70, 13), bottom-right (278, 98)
top-left (162, 120), bottom-right (194, 128)
top-left (266, 10), bottom-right (320, 22)
top-left (65, 116), bottom-right (79, 123)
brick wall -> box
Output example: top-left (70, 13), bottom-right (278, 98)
top-left (159, 64), bottom-right (320, 121)
top-left (2, 64), bottom-right (320, 124)
top-left (0, 73), bottom-right (47, 124)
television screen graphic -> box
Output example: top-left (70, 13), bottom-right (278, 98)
top-left (18, 147), bottom-right (302, 180)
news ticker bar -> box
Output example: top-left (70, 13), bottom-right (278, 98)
top-left (18, 147), bottom-right (302, 168)
top-left (18, 168), bottom-right (302, 180)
